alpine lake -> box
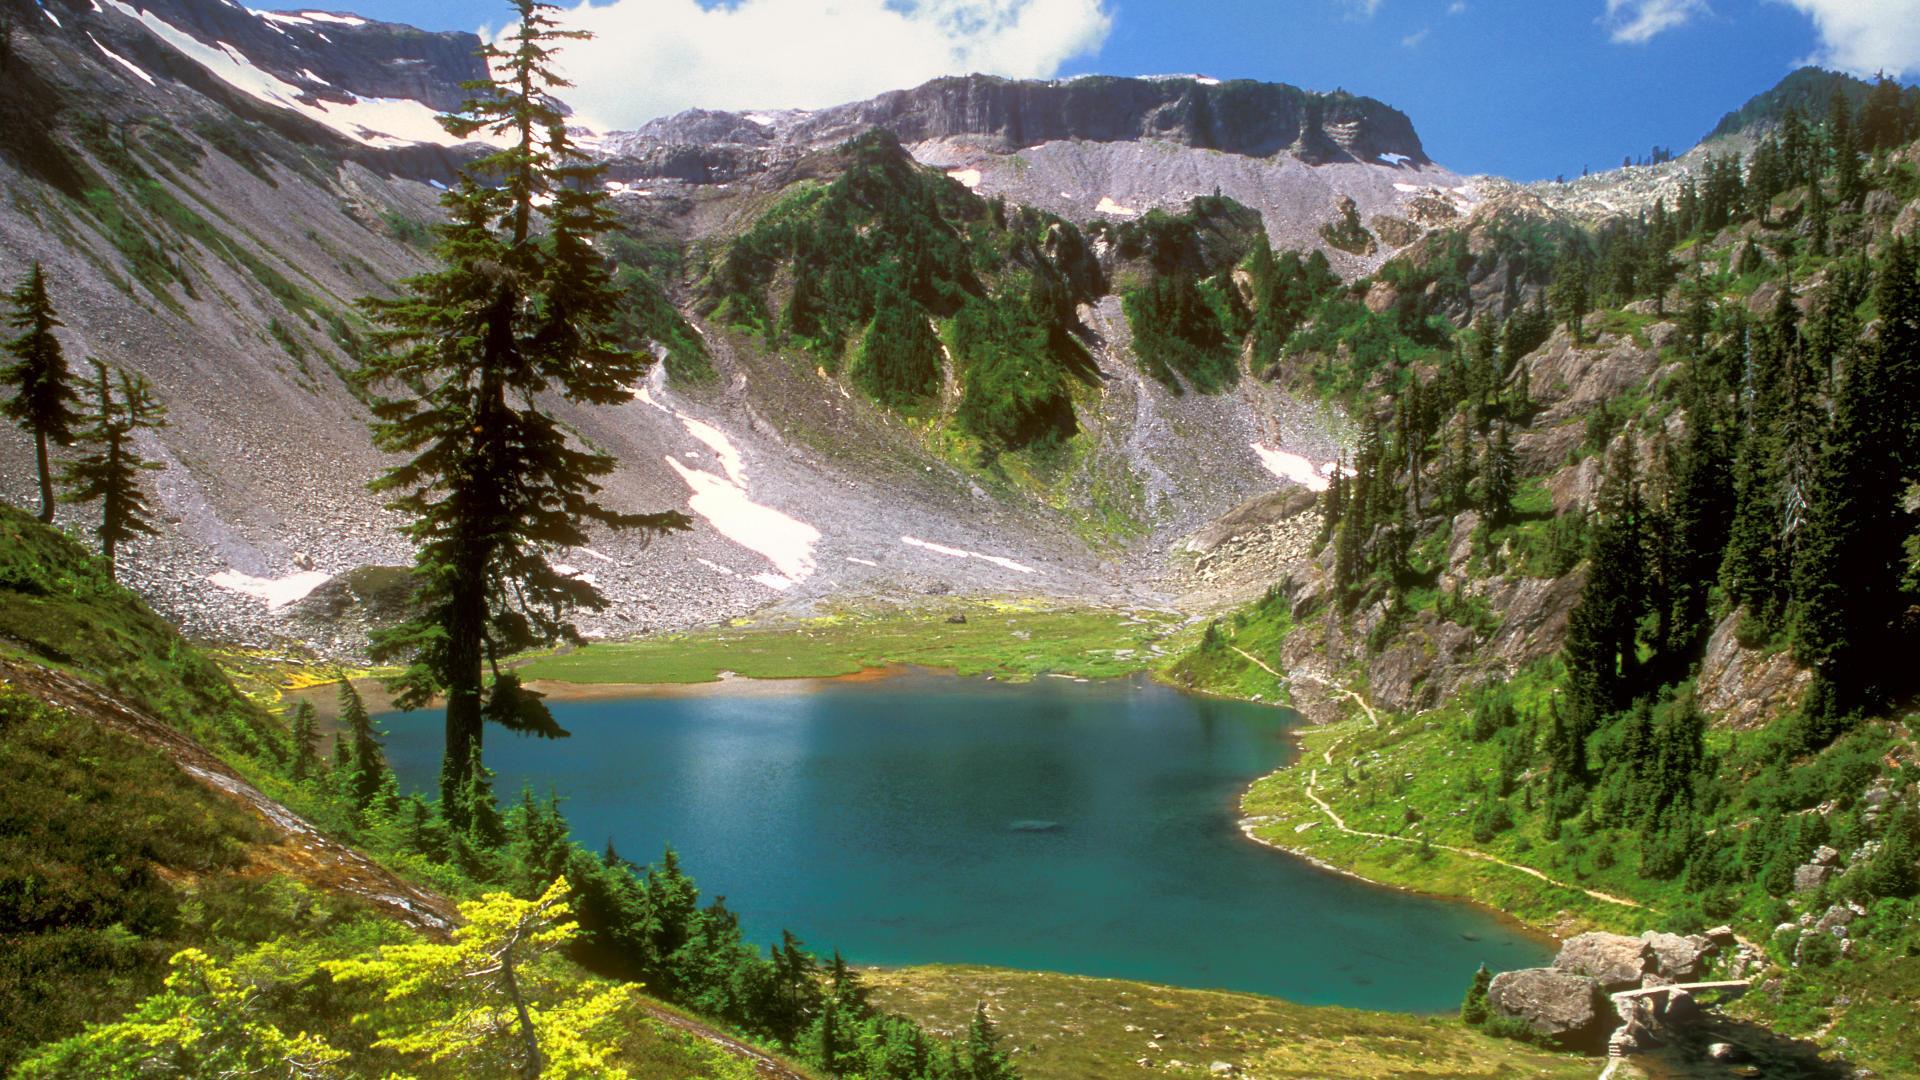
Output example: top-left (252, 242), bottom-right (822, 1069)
top-left (380, 669), bottom-right (1549, 1012)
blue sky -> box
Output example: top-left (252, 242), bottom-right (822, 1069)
top-left (335, 0), bottom-right (1915, 180)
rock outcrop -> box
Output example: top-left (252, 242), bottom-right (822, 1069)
top-left (1486, 968), bottom-right (1608, 1049)
top-left (1553, 932), bottom-right (1653, 992)
top-left (606, 73), bottom-right (1433, 182)
top-left (1639, 931), bottom-right (1716, 983)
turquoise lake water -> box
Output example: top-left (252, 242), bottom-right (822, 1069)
top-left (378, 671), bottom-right (1549, 1011)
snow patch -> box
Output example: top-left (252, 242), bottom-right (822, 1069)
top-left (1378, 152), bottom-right (1411, 166)
top-left (90, 34), bottom-right (156, 84)
top-left (1251, 444), bottom-right (1332, 492)
top-left (947, 168), bottom-right (982, 189)
top-left (846, 557), bottom-right (879, 567)
top-left (636, 370), bottom-right (819, 583)
top-left (210, 569), bottom-right (331, 609)
top-left (294, 10), bottom-right (365, 25)
top-left (901, 536), bottom-right (1036, 575)
top-left (678, 415), bottom-right (747, 487)
top-left (668, 458), bottom-right (820, 583)
top-left (1393, 182), bottom-right (1422, 194)
top-left (107, 1), bottom-right (462, 150)
top-left (40, 3), bottom-right (61, 27)
top-left (1094, 195), bottom-right (1139, 217)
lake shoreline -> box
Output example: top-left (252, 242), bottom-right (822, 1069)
top-left (373, 664), bottom-right (1552, 1012)
top-left (440, 652), bottom-right (1577, 958)
top-left (328, 634), bottom-right (1582, 957)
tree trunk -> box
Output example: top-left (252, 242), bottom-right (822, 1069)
top-left (34, 428), bottom-right (52, 524)
top-left (501, 934), bottom-right (544, 1079)
top-left (441, 569), bottom-right (486, 821)
top-left (101, 438), bottom-right (120, 579)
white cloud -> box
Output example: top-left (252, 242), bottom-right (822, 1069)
top-left (1342, 0), bottom-right (1384, 15)
top-left (1603, 0), bottom-right (1708, 43)
top-left (1447, 1), bottom-right (1468, 13)
top-left (1401, 27), bottom-right (1430, 46)
top-left (510, 0), bottom-right (1112, 131)
top-left (1777, 0), bottom-right (1920, 77)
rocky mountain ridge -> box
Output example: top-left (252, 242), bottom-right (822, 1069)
top-left (604, 72), bottom-right (1431, 180)
top-left (0, 0), bottom-right (1888, 669)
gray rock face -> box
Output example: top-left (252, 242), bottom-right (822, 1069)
top-left (1487, 968), bottom-right (1607, 1049)
top-left (1641, 931), bottom-right (1716, 982)
top-left (1554, 931), bottom-right (1652, 992)
top-left (606, 73), bottom-right (1432, 184)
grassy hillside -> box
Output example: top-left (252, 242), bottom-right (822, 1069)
top-left (866, 966), bottom-right (1593, 1080)
top-left (0, 506), bottom-right (289, 760)
top-left (1174, 104), bottom-right (1920, 1074)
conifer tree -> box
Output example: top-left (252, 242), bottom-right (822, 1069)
top-left (1828, 89), bottom-right (1862, 204)
top-left (355, 0), bottom-right (690, 817)
top-left (1549, 256), bottom-right (1590, 344)
top-left (60, 361), bottom-right (166, 578)
top-left (1459, 964), bottom-right (1492, 1026)
top-left (1563, 439), bottom-right (1648, 742)
top-left (1480, 421), bottom-right (1517, 526)
top-left (4, 264), bottom-right (82, 523)
top-left (324, 877), bottom-right (636, 1080)
top-left (964, 1002), bottom-right (1017, 1080)
top-left (1859, 73), bottom-right (1910, 153)
top-left (337, 676), bottom-right (388, 809)
top-left (1791, 237), bottom-right (1920, 721)
top-left (288, 700), bottom-right (320, 781)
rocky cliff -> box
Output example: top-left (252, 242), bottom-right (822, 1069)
top-left (605, 73), bottom-right (1430, 181)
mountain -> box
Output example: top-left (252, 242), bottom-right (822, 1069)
top-left (6, 0), bottom-right (1920, 1073)
top-left (606, 72), bottom-right (1468, 272)
top-left (0, 0), bottom-right (1481, 652)
top-left (1704, 66), bottom-right (1909, 142)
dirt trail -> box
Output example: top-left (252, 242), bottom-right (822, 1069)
top-left (0, 657), bottom-right (813, 1080)
top-left (1223, 648), bottom-right (1648, 912)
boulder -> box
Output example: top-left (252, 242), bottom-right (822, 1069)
top-left (1660, 987), bottom-right (1703, 1028)
top-left (1487, 968), bottom-right (1608, 1050)
top-left (1793, 863), bottom-right (1834, 894)
top-left (1813, 904), bottom-right (1856, 936)
top-left (1641, 931), bottom-right (1716, 982)
top-left (1554, 931), bottom-right (1652, 991)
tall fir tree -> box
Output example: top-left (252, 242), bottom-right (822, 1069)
top-left (1550, 255), bottom-right (1591, 345)
top-left (288, 700), bottom-right (320, 782)
top-left (1562, 438), bottom-right (1649, 748)
top-left (336, 676), bottom-right (389, 810)
top-left (1480, 421), bottom-right (1517, 526)
top-left (1828, 89), bottom-right (1863, 205)
top-left (1859, 73), bottom-right (1910, 153)
top-left (1790, 237), bottom-right (1920, 723)
top-left (3, 264), bottom-right (82, 523)
top-left (60, 361), bottom-right (166, 578)
top-left (355, 0), bottom-right (690, 819)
